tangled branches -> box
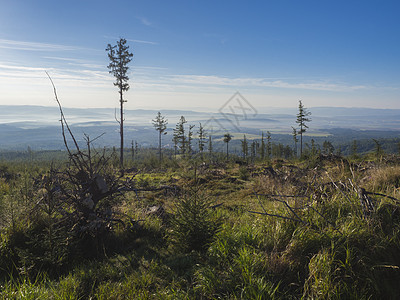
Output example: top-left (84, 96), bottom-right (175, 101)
top-left (41, 73), bottom-right (137, 240)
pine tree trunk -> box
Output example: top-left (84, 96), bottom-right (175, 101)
top-left (300, 124), bottom-right (303, 157)
top-left (120, 90), bottom-right (124, 171)
top-left (159, 131), bottom-right (162, 163)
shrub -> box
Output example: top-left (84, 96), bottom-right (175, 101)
top-left (170, 190), bottom-right (222, 253)
top-left (238, 166), bottom-right (250, 181)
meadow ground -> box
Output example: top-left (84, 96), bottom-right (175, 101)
top-left (1, 153), bottom-right (400, 299)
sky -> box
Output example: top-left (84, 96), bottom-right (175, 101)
top-left (0, 0), bottom-right (399, 112)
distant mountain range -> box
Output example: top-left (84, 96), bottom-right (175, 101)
top-left (0, 105), bottom-right (399, 150)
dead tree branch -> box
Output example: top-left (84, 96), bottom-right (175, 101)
top-left (326, 172), bottom-right (353, 205)
top-left (251, 191), bottom-right (342, 234)
top-left (252, 191), bottom-right (308, 225)
top-left (44, 71), bottom-right (139, 237)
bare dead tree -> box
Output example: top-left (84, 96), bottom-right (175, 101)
top-left (45, 72), bottom-right (138, 240)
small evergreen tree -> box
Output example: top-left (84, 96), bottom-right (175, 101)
top-left (311, 139), bottom-right (317, 157)
top-left (223, 133), bottom-right (232, 160)
top-left (255, 140), bottom-right (260, 158)
top-left (398, 141), bottom-right (400, 156)
top-left (292, 126), bottom-right (298, 157)
top-left (373, 139), bottom-right (384, 159)
top-left (187, 124), bottom-right (195, 157)
top-left (351, 140), bottom-right (358, 159)
top-left (131, 140), bottom-right (135, 161)
top-left (171, 191), bottom-right (222, 253)
top-left (174, 116), bottom-right (187, 156)
top-left (197, 123), bottom-right (207, 158)
top-left (260, 132), bottom-right (265, 160)
top-left (296, 100), bottom-right (311, 157)
top-left (208, 135), bottom-right (213, 160)
top-left (241, 135), bottom-right (248, 160)
top-left (322, 140), bottom-right (334, 155)
top-left (266, 131), bottom-right (272, 160)
top-left (152, 112), bottom-right (168, 163)
top-left (250, 140), bottom-right (257, 162)
top-left (336, 146), bottom-right (342, 157)
top-left (284, 145), bottom-right (292, 159)
top-left (173, 135), bottom-right (178, 159)
top-left (272, 143), bottom-right (284, 158)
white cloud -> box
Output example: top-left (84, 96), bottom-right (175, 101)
top-left (166, 74), bottom-right (369, 92)
top-left (104, 36), bottom-right (158, 46)
top-left (43, 56), bottom-right (104, 69)
top-left (0, 63), bottom-right (46, 72)
top-left (0, 58), bottom-right (394, 110)
top-left (0, 39), bottom-right (81, 52)
top-left (128, 39), bottom-right (158, 45)
top-left (0, 62), bottom-right (111, 89)
top-left (0, 61), bottom-right (372, 94)
top-left (137, 16), bottom-right (152, 26)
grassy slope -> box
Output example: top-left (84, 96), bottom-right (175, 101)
top-left (1, 155), bottom-right (400, 299)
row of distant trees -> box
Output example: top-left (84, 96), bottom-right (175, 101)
top-left (152, 114), bottom-right (211, 161)
top-left (149, 100), bottom-right (313, 163)
top-left (106, 38), bottom-right (314, 168)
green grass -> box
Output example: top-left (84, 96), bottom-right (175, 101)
top-left (1, 155), bottom-right (400, 298)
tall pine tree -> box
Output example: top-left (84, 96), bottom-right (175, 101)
top-left (106, 38), bottom-right (133, 170)
top-left (296, 100), bottom-right (311, 157)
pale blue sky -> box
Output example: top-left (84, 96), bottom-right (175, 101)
top-left (0, 0), bottom-right (399, 111)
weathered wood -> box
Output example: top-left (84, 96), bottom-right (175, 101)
top-left (358, 187), bottom-right (375, 217)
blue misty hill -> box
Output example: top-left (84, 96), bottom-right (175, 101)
top-left (0, 105), bottom-right (399, 150)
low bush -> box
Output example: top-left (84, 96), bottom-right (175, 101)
top-left (169, 190), bottom-right (222, 253)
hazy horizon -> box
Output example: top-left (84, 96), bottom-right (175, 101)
top-left (1, 104), bottom-right (400, 151)
top-left (3, 103), bottom-right (400, 115)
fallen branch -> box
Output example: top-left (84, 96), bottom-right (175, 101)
top-left (358, 188), bottom-right (375, 217)
top-left (363, 190), bottom-right (400, 203)
top-left (256, 194), bottom-right (308, 198)
top-left (252, 191), bottom-right (343, 234)
top-left (253, 190), bottom-right (307, 225)
top-left (326, 172), bottom-right (353, 205)
top-left (210, 203), bottom-right (223, 209)
top-left (277, 193), bottom-right (308, 225)
top-left (248, 210), bottom-right (303, 222)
